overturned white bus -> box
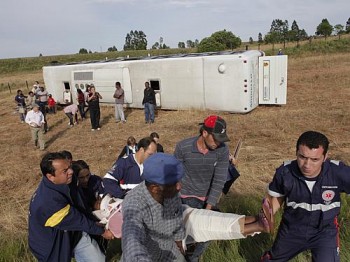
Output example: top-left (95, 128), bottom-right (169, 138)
top-left (43, 50), bottom-right (287, 113)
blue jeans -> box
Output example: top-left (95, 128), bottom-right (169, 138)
top-left (144, 102), bottom-right (155, 123)
top-left (181, 197), bottom-right (210, 262)
top-left (74, 232), bottom-right (105, 262)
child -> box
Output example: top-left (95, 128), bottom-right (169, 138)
top-left (47, 94), bottom-right (56, 114)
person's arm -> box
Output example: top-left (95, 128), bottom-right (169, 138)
top-left (96, 92), bottom-right (102, 99)
top-left (87, 94), bottom-right (93, 101)
top-left (100, 160), bottom-right (126, 198)
top-left (40, 195), bottom-right (105, 236)
top-left (122, 199), bottom-right (152, 262)
top-left (118, 146), bottom-right (127, 159)
top-left (265, 164), bottom-right (289, 215)
top-left (206, 146), bottom-right (229, 208)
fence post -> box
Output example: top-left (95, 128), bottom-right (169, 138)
top-left (26, 80), bottom-right (29, 90)
top-left (8, 83), bottom-right (11, 94)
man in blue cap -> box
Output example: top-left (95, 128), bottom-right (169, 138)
top-left (121, 153), bottom-right (186, 262)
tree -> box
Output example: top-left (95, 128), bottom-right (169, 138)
top-left (264, 31), bottom-right (279, 50)
top-left (79, 48), bottom-right (88, 54)
top-left (249, 37), bottom-right (254, 44)
top-left (334, 24), bottom-right (345, 39)
top-left (152, 42), bottom-right (159, 49)
top-left (178, 42), bottom-right (185, 48)
top-left (194, 39), bottom-right (199, 47)
top-left (269, 19), bottom-right (289, 45)
top-left (258, 33), bottom-right (263, 44)
top-left (160, 43), bottom-right (170, 49)
top-left (197, 37), bottom-right (226, 53)
top-left (210, 29), bottom-right (241, 49)
top-left (290, 20), bottom-right (300, 42)
top-left (316, 19), bottom-right (333, 40)
top-left (286, 20), bottom-right (308, 47)
top-left (346, 18), bottom-right (350, 33)
top-left (123, 30), bottom-right (147, 50)
top-left (186, 40), bottom-right (194, 48)
top-left (197, 30), bottom-right (241, 52)
top-left (107, 46), bottom-right (118, 52)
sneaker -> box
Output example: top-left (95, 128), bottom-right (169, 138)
top-left (97, 128), bottom-right (101, 130)
top-left (91, 129), bottom-right (96, 131)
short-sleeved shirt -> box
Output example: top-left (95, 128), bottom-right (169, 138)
top-left (268, 159), bottom-right (350, 236)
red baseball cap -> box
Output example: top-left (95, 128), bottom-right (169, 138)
top-left (201, 115), bottom-right (230, 143)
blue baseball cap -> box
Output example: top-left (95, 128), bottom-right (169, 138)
top-left (143, 153), bottom-right (184, 185)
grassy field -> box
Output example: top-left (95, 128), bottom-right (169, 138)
top-left (0, 38), bottom-right (350, 261)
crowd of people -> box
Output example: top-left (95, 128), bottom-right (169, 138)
top-left (16, 80), bottom-right (160, 151)
top-left (18, 82), bottom-right (349, 261)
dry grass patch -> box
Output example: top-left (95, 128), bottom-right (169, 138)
top-left (0, 52), bottom-right (350, 240)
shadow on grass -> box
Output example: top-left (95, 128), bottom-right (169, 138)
top-left (100, 113), bottom-right (114, 127)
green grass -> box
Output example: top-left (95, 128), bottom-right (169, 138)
top-left (202, 193), bottom-right (350, 262)
top-left (1, 193), bottom-right (350, 261)
top-left (0, 234), bottom-right (35, 262)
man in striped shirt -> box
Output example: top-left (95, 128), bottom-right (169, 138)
top-left (174, 115), bottom-right (230, 262)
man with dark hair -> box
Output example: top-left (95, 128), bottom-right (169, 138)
top-left (101, 137), bottom-right (157, 198)
top-left (121, 153), bottom-right (186, 261)
top-left (142, 81), bottom-right (156, 124)
top-left (113, 81), bottom-right (126, 123)
top-left (174, 115), bottom-right (230, 261)
top-left (28, 152), bottom-right (113, 262)
top-left (25, 103), bottom-right (46, 150)
top-left (261, 131), bottom-right (350, 262)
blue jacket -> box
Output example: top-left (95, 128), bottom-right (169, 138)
top-left (269, 159), bottom-right (350, 237)
top-left (28, 176), bottom-right (104, 262)
top-left (101, 154), bottom-right (142, 198)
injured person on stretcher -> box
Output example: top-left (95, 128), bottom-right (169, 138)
top-left (93, 194), bottom-right (273, 242)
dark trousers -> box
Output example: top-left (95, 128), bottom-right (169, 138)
top-left (66, 113), bottom-right (76, 126)
top-left (261, 224), bottom-right (340, 262)
top-left (89, 108), bottom-right (100, 129)
top-left (38, 101), bottom-right (49, 132)
top-left (78, 103), bottom-right (85, 119)
top-left (181, 197), bottom-right (211, 262)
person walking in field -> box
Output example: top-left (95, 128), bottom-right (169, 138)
top-left (261, 131), bottom-right (350, 262)
top-left (14, 89), bottom-right (27, 123)
top-left (142, 81), bottom-right (156, 124)
top-left (76, 88), bottom-right (86, 120)
top-left (25, 103), bottom-right (46, 150)
top-left (113, 81), bottom-right (126, 123)
top-left (87, 85), bottom-right (102, 131)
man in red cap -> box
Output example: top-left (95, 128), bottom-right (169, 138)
top-left (174, 115), bottom-right (230, 261)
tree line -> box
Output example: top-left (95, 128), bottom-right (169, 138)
top-left (78, 17), bottom-right (350, 54)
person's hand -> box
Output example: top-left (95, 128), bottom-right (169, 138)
top-left (175, 240), bottom-right (185, 255)
top-left (229, 154), bottom-right (238, 166)
top-left (102, 229), bottom-right (115, 240)
top-left (205, 203), bottom-right (213, 210)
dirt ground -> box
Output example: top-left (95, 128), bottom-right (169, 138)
top-left (0, 52), bottom-right (350, 236)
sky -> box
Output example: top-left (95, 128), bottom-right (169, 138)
top-left (0, 0), bottom-right (349, 59)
